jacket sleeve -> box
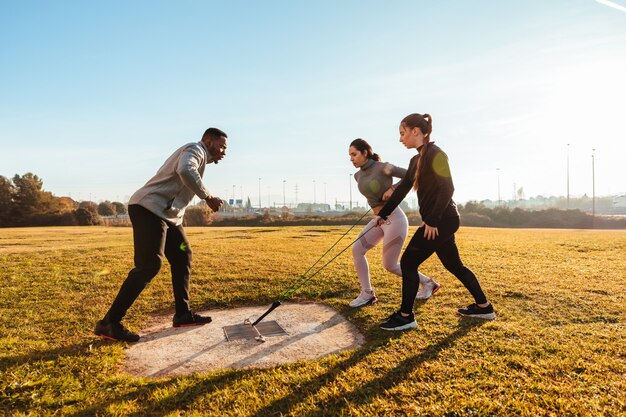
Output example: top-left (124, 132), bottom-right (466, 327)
top-left (176, 145), bottom-right (211, 200)
top-left (423, 150), bottom-right (454, 227)
top-left (385, 162), bottom-right (407, 189)
top-left (377, 156), bottom-right (417, 219)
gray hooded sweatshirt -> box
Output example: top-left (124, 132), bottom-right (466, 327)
top-left (129, 141), bottom-right (214, 225)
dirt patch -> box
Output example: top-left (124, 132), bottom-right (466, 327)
top-left (123, 302), bottom-right (365, 377)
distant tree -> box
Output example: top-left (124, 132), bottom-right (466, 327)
top-left (55, 197), bottom-right (77, 213)
top-left (75, 204), bottom-right (102, 225)
top-left (112, 201), bottom-right (126, 215)
top-left (79, 201), bottom-right (98, 211)
top-left (11, 173), bottom-right (57, 222)
top-left (97, 201), bottom-right (116, 216)
top-left (0, 176), bottom-right (15, 226)
top-left (12, 173), bottom-right (43, 217)
top-left (246, 197), bottom-right (252, 210)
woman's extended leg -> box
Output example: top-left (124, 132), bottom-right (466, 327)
top-left (350, 218), bottom-right (384, 307)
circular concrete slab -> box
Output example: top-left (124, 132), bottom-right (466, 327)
top-left (123, 302), bottom-right (365, 377)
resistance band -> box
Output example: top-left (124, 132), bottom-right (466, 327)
top-left (252, 209), bottom-right (382, 326)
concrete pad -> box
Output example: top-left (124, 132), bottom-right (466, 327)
top-left (123, 302), bottom-right (365, 377)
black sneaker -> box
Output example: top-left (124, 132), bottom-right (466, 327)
top-left (458, 303), bottom-right (496, 320)
top-left (380, 311), bottom-right (418, 331)
top-left (94, 320), bottom-right (140, 342)
top-left (173, 311), bottom-right (212, 327)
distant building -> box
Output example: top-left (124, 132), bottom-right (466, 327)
top-left (295, 203), bottom-right (332, 213)
top-left (614, 194), bottom-right (626, 209)
top-left (227, 199), bottom-right (244, 209)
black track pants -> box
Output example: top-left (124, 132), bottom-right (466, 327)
top-left (105, 204), bottom-right (192, 323)
top-left (399, 216), bottom-right (487, 314)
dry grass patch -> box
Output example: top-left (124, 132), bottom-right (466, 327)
top-left (1, 226), bottom-right (625, 416)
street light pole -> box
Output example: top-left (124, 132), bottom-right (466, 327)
top-left (566, 144), bottom-right (570, 209)
top-left (349, 174), bottom-right (353, 210)
top-left (313, 180), bottom-right (316, 204)
top-left (283, 180), bottom-right (286, 207)
top-left (324, 182), bottom-right (327, 205)
top-left (592, 149), bottom-right (596, 219)
top-left (496, 168), bottom-right (501, 205)
top-left (231, 184), bottom-right (236, 213)
top-left (258, 177), bottom-right (261, 209)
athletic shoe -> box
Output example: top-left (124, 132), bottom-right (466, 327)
top-left (457, 303), bottom-right (496, 320)
top-left (416, 279), bottom-right (441, 300)
top-left (94, 320), bottom-right (140, 342)
top-left (379, 311), bottom-right (418, 331)
top-left (173, 311), bottom-right (212, 327)
top-left (349, 289), bottom-right (378, 307)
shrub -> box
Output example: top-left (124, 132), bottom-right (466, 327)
top-left (183, 206), bottom-right (212, 226)
top-left (74, 207), bottom-right (103, 226)
top-left (461, 212), bottom-right (494, 227)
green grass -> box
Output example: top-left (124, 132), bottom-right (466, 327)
top-left (1, 226), bottom-right (625, 416)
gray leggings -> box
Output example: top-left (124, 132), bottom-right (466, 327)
top-left (352, 207), bottom-right (430, 291)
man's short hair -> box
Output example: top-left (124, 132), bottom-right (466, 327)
top-left (203, 127), bottom-right (227, 141)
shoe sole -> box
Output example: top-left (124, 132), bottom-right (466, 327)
top-left (96, 333), bottom-right (139, 342)
top-left (458, 312), bottom-right (496, 320)
top-left (380, 321), bottom-right (418, 331)
top-left (416, 283), bottom-right (441, 300)
top-left (349, 296), bottom-right (378, 308)
top-left (173, 320), bottom-right (212, 328)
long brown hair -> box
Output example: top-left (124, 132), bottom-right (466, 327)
top-left (401, 113), bottom-right (433, 191)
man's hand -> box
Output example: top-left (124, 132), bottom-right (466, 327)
top-left (421, 222), bottom-right (439, 240)
top-left (205, 196), bottom-right (223, 212)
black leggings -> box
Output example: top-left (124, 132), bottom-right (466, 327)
top-left (400, 216), bottom-right (487, 314)
top-left (105, 204), bottom-right (192, 323)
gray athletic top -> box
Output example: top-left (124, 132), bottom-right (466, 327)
top-left (354, 159), bottom-right (407, 208)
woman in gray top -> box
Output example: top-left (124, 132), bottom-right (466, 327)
top-left (348, 138), bottom-right (440, 307)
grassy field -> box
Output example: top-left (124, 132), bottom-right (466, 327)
top-left (1, 225), bottom-right (625, 416)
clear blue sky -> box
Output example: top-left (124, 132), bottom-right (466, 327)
top-left (1, 0), bottom-right (625, 207)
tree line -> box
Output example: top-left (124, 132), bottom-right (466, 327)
top-left (2, 173), bottom-right (624, 229)
top-left (181, 202), bottom-right (626, 229)
top-left (0, 173), bottom-right (126, 227)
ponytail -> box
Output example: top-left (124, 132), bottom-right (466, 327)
top-left (413, 141), bottom-right (430, 191)
top-left (400, 113), bottom-right (433, 191)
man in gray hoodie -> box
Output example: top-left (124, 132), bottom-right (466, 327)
top-left (95, 128), bottom-right (227, 342)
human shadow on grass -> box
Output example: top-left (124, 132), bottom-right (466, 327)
top-left (68, 369), bottom-right (256, 417)
top-left (1, 339), bottom-right (103, 373)
top-left (251, 318), bottom-right (486, 417)
top-left (7, 320), bottom-right (481, 416)
top-left (247, 337), bottom-right (397, 417)
top-left (71, 335), bottom-right (393, 417)
top-left (2, 338), bottom-right (138, 413)
top-left (300, 318), bottom-right (488, 416)
top-left (138, 323), bottom-right (199, 342)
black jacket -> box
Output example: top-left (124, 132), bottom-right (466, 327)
top-left (378, 142), bottom-right (459, 227)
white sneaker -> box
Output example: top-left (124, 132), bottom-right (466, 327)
top-left (349, 289), bottom-right (378, 307)
top-left (416, 279), bottom-right (441, 300)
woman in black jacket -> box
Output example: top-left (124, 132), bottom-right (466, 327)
top-left (376, 113), bottom-right (495, 331)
